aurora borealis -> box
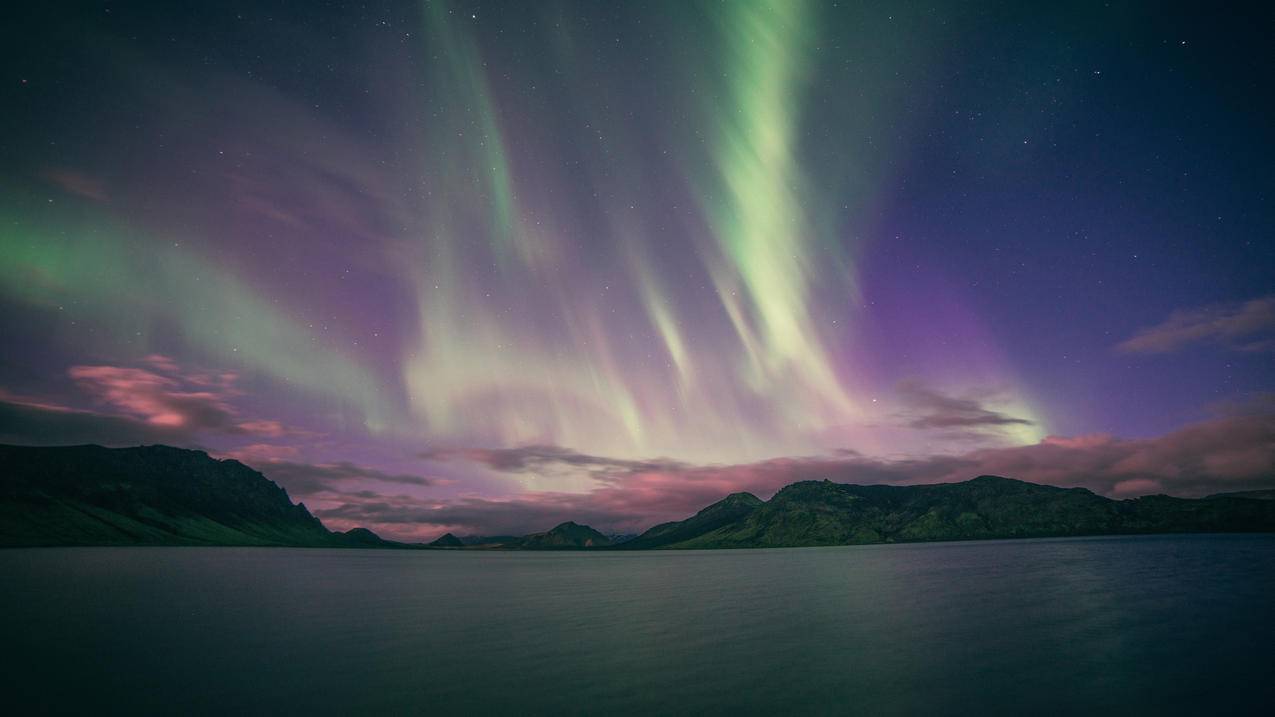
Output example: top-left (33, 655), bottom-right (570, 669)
top-left (2, 1), bottom-right (1272, 539)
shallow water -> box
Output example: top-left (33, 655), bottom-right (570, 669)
top-left (3, 534), bottom-right (1273, 715)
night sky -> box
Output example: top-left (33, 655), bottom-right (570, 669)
top-left (2, 1), bottom-right (1272, 539)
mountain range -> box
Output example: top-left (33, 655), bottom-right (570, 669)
top-left (3, 444), bottom-right (1273, 549)
top-left (620, 477), bottom-right (1275, 549)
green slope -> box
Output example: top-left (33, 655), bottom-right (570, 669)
top-left (620, 492), bottom-right (763, 549)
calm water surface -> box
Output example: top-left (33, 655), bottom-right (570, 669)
top-left (3, 534), bottom-right (1273, 715)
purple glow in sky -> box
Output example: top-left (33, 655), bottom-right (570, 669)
top-left (1, 1), bottom-right (1272, 539)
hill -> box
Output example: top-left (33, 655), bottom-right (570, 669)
top-left (519, 521), bottom-right (613, 549)
top-left (619, 492), bottom-right (763, 549)
top-left (0, 444), bottom-right (394, 548)
top-left (339, 527), bottom-right (407, 548)
top-left (429, 532), bottom-right (465, 548)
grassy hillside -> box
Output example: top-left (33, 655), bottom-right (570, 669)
top-left (0, 444), bottom-right (392, 548)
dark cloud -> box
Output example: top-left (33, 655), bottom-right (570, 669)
top-left (421, 444), bottom-right (686, 477)
top-left (1117, 296), bottom-right (1275, 354)
top-left (896, 380), bottom-right (1033, 431)
top-left (255, 461), bottom-right (433, 497)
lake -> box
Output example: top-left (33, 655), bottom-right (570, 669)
top-left (3, 534), bottom-right (1273, 715)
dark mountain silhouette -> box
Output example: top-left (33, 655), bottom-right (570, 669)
top-left (429, 532), bottom-right (465, 548)
top-left (339, 527), bottom-right (403, 548)
top-left (519, 521), bottom-right (613, 549)
top-left (631, 476), bottom-right (1275, 548)
top-left (0, 444), bottom-right (394, 548)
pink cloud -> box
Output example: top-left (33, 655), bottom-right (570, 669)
top-left (51, 357), bottom-right (302, 442)
top-left (223, 443), bottom-right (302, 463)
top-left (69, 365), bottom-right (236, 429)
top-left (40, 168), bottom-right (108, 202)
top-left (0, 388), bottom-right (80, 414)
top-left (1112, 478), bottom-right (1163, 496)
top-left (141, 354), bottom-right (181, 373)
top-left (234, 419), bottom-right (289, 437)
top-left (1041, 434), bottom-right (1113, 449)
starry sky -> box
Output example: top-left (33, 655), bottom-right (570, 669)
top-left (2, 1), bottom-right (1272, 539)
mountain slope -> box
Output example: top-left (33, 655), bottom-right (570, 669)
top-left (0, 444), bottom-right (379, 547)
top-left (519, 521), bottom-right (613, 548)
top-left (338, 527), bottom-right (407, 548)
top-left (621, 492), bottom-right (763, 549)
top-left (429, 532), bottom-right (465, 548)
top-left (653, 476), bottom-right (1275, 549)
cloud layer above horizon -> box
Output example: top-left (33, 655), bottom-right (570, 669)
top-left (2, 369), bottom-right (1271, 539)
